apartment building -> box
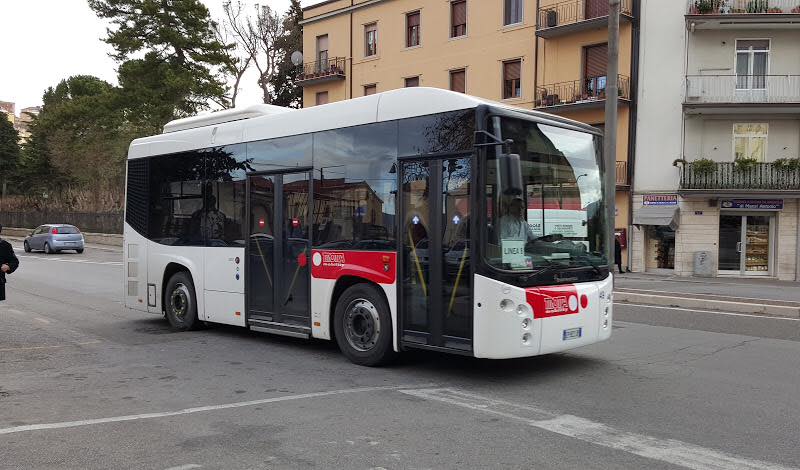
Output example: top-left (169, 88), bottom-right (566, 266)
top-left (299, 0), bottom-right (538, 107)
top-left (534, 0), bottom-right (640, 268)
top-left (633, 0), bottom-right (800, 280)
top-left (0, 101), bottom-right (14, 125)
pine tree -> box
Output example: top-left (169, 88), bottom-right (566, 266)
top-left (89, 0), bottom-right (231, 128)
top-left (0, 117), bottom-right (20, 195)
top-left (271, 0), bottom-right (303, 108)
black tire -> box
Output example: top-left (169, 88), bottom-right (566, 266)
top-left (76, 249), bottom-right (84, 254)
top-left (44, 242), bottom-right (54, 254)
top-left (164, 271), bottom-right (200, 331)
top-left (23, 241), bottom-right (31, 253)
top-left (333, 283), bottom-right (396, 366)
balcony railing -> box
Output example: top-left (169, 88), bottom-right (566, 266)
top-left (680, 161), bottom-right (800, 191)
top-left (537, 0), bottom-right (633, 31)
top-left (687, 0), bottom-right (800, 15)
top-left (536, 75), bottom-right (631, 108)
top-left (616, 161), bottom-right (629, 186)
top-left (296, 57), bottom-right (346, 85)
top-left (685, 75), bottom-right (800, 105)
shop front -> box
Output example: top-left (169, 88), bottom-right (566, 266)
top-left (717, 199), bottom-right (782, 277)
top-left (632, 194), bottom-right (679, 273)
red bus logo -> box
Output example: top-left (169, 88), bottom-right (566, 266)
top-left (321, 252), bottom-right (346, 267)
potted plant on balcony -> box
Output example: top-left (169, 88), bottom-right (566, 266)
top-left (734, 157), bottom-right (760, 172)
top-left (692, 157), bottom-right (717, 176)
top-left (693, 0), bottom-right (722, 14)
top-left (746, 0), bottom-right (768, 13)
top-left (767, 6), bottom-right (784, 13)
top-left (792, 6), bottom-right (800, 13)
top-left (774, 157), bottom-right (800, 171)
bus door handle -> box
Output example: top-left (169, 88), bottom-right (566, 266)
top-left (736, 241), bottom-right (742, 253)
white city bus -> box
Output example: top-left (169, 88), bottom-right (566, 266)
top-left (123, 88), bottom-right (613, 366)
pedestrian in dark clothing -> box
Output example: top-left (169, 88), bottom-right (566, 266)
top-left (614, 236), bottom-right (625, 274)
top-left (0, 224), bottom-right (20, 301)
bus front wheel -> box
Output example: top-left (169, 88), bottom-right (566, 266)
top-left (164, 272), bottom-right (199, 331)
top-left (334, 283), bottom-right (396, 367)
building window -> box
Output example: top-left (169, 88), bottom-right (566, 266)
top-left (503, 60), bottom-right (521, 99)
top-left (405, 76), bottom-right (420, 87)
top-left (450, 69), bottom-right (466, 93)
top-left (364, 84), bottom-right (377, 96)
top-left (733, 123), bottom-right (768, 161)
top-left (736, 40), bottom-right (769, 90)
top-left (406, 11), bottom-right (420, 47)
top-left (451, 0), bottom-right (467, 38)
top-left (316, 34), bottom-right (329, 66)
top-left (584, 43), bottom-right (608, 98)
top-left (316, 91), bottom-right (329, 106)
top-left (365, 23), bottom-right (378, 57)
top-left (504, 0), bottom-right (523, 25)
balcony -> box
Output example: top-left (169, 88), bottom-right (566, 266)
top-left (684, 75), bottom-right (800, 113)
top-left (679, 161), bottom-right (800, 193)
top-left (616, 161), bottom-right (629, 187)
top-left (535, 75), bottom-right (631, 111)
top-left (536, 0), bottom-right (634, 39)
top-left (686, 0), bottom-right (800, 29)
top-left (296, 57), bottom-right (346, 86)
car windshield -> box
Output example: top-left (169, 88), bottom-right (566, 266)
top-left (483, 116), bottom-right (608, 279)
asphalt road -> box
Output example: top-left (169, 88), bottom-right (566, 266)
top-left (1, 241), bottom-right (799, 470)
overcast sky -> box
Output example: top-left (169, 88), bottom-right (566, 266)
top-left (0, 0), bottom-right (311, 112)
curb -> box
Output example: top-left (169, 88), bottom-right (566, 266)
top-left (614, 291), bottom-right (800, 319)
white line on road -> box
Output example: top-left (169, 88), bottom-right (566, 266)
top-left (163, 465), bottom-right (202, 470)
top-left (12, 250), bottom-right (121, 266)
top-left (33, 317), bottom-right (51, 324)
top-left (616, 287), bottom-right (800, 305)
top-left (0, 384), bottom-right (435, 436)
top-left (402, 388), bottom-right (797, 470)
top-left (616, 302), bottom-right (800, 321)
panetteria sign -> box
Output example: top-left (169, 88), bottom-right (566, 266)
top-left (643, 194), bottom-right (678, 206)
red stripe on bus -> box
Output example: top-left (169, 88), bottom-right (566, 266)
top-left (311, 250), bottom-right (397, 285)
top-left (525, 285), bottom-right (580, 319)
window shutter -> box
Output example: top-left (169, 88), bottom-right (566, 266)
top-left (316, 91), bottom-right (329, 105)
top-left (452, 1), bottom-right (467, 27)
top-left (316, 35), bottom-right (329, 53)
top-left (504, 60), bottom-right (521, 81)
top-left (408, 11), bottom-right (420, 27)
top-left (405, 76), bottom-right (419, 87)
top-left (364, 85), bottom-right (376, 96)
top-left (450, 69), bottom-right (466, 93)
top-left (584, 44), bottom-right (608, 78)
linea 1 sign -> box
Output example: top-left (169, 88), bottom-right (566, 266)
top-left (720, 199), bottom-right (783, 210)
top-left (643, 194), bottom-right (678, 206)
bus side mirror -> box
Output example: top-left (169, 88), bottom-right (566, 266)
top-left (499, 153), bottom-right (524, 196)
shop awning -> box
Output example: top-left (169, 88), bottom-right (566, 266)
top-left (633, 206), bottom-right (679, 230)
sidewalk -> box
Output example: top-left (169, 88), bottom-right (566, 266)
top-left (614, 272), bottom-right (800, 318)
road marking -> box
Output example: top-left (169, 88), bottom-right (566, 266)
top-left (616, 302), bottom-right (800, 321)
top-left (616, 287), bottom-right (800, 305)
top-left (12, 251), bottom-right (121, 266)
top-left (0, 340), bottom-right (101, 353)
top-left (164, 465), bottom-right (202, 470)
top-left (33, 317), bottom-right (51, 324)
top-left (402, 388), bottom-right (797, 470)
top-left (0, 384), bottom-right (435, 435)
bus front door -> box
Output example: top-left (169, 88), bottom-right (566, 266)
top-left (246, 171), bottom-right (312, 335)
top-left (399, 156), bottom-right (473, 352)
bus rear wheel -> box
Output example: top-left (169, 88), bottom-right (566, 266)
top-left (164, 272), bottom-right (199, 331)
top-left (334, 283), bottom-right (396, 367)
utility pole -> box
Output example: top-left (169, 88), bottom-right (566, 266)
top-left (604, 0), bottom-right (620, 274)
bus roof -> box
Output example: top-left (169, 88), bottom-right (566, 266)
top-left (127, 87), bottom-right (596, 160)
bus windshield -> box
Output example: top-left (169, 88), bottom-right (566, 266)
top-left (483, 116), bottom-right (608, 280)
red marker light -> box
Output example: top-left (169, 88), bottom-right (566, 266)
top-left (258, 218), bottom-right (265, 228)
top-left (580, 294), bottom-right (589, 309)
top-left (292, 218), bottom-right (300, 228)
top-left (297, 252), bottom-right (307, 267)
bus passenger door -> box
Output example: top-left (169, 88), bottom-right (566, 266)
top-left (246, 171), bottom-right (312, 335)
top-left (399, 156), bottom-right (473, 352)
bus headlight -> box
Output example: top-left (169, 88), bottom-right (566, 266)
top-left (516, 303), bottom-right (532, 317)
top-left (500, 299), bottom-right (515, 312)
top-left (522, 318), bottom-right (531, 330)
top-left (603, 319), bottom-right (609, 329)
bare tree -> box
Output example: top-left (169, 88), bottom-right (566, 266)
top-left (221, 1), bottom-right (285, 105)
top-left (213, 15), bottom-right (251, 108)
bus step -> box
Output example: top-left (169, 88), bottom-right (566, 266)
top-left (249, 319), bottom-right (311, 339)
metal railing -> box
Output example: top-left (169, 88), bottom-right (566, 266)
top-left (537, 0), bottom-right (633, 30)
top-left (296, 57), bottom-right (346, 83)
top-left (535, 75), bottom-right (631, 108)
top-left (687, 0), bottom-right (800, 14)
top-left (685, 75), bottom-right (800, 104)
top-left (680, 161), bottom-right (800, 190)
top-left (616, 161), bottom-right (629, 186)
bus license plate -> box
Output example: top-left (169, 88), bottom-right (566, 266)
top-left (562, 327), bottom-right (582, 341)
